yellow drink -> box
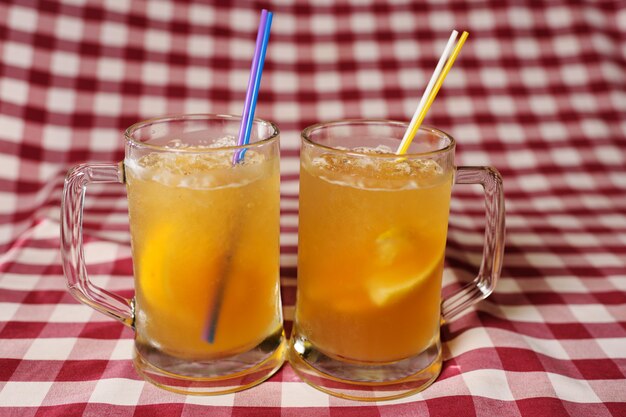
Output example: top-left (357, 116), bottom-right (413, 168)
top-left (296, 149), bottom-right (453, 363)
top-left (126, 147), bottom-right (282, 361)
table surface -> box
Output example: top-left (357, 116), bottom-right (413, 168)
top-left (1, 1), bottom-right (625, 416)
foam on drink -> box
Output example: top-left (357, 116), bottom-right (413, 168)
top-left (125, 137), bottom-right (267, 190)
top-left (308, 145), bottom-right (446, 191)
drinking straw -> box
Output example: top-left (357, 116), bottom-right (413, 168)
top-left (232, 9), bottom-right (273, 164)
top-left (205, 10), bottom-right (273, 344)
top-left (396, 31), bottom-right (469, 155)
top-left (395, 30), bottom-right (457, 154)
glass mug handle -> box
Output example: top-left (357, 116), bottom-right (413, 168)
top-left (60, 162), bottom-right (134, 327)
top-left (441, 166), bottom-right (505, 321)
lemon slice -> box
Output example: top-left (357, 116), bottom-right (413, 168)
top-left (367, 228), bottom-right (442, 306)
top-left (366, 267), bottom-right (437, 306)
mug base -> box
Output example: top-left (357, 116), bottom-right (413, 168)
top-left (133, 328), bottom-right (287, 395)
top-left (288, 330), bottom-right (442, 401)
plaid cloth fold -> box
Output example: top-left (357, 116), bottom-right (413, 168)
top-left (0, 0), bottom-right (624, 415)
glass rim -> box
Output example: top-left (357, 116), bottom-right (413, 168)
top-left (301, 119), bottom-right (456, 158)
top-left (124, 113), bottom-right (280, 153)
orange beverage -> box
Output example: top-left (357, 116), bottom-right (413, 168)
top-left (277, 121), bottom-right (502, 400)
top-left (296, 148), bottom-right (453, 363)
top-left (62, 114), bottom-right (287, 394)
top-left (126, 146), bottom-right (282, 361)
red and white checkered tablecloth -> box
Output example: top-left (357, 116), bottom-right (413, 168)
top-left (1, 0), bottom-right (625, 415)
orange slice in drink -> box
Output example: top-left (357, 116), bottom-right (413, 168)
top-left (367, 228), bottom-right (441, 306)
top-left (137, 224), bottom-right (175, 313)
top-left (137, 224), bottom-right (216, 323)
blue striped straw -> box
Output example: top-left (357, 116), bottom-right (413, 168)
top-left (232, 9), bottom-right (273, 164)
top-left (205, 10), bottom-right (273, 345)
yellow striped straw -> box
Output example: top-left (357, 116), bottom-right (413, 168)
top-left (397, 31), bottom-right (469, 155)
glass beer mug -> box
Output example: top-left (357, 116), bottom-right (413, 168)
top-left (288, 120), bottom-right (505, 401)
top-left (61, 114), bottom-right (286, 395)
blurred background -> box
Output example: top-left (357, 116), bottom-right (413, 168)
top-left (1, 1), bottom-right (624, 252)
